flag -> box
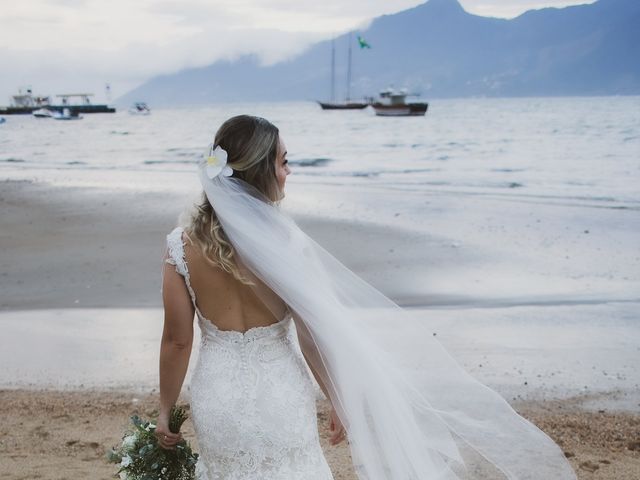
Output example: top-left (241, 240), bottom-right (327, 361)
top-left (357, 35), bottom-right (371, 49)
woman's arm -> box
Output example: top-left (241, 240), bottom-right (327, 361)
top-left (295, 315), bottom-right (331, 399)
top-left (156, 254), bottom-right (195, 449)
top-left (293, 311), bottom-right (346, 445)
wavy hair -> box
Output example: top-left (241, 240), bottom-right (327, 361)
top-left (184, 115), bottom-right (281, 285)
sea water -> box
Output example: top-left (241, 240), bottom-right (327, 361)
top-left (1, 96), bottom-right (638, 297)
top-left (1, 96), bottom-right (639, 206)
top-left (1, 97), bottom-right (639, 396)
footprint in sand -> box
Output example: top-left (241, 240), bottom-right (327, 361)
top-left (32, 425), bottom-right (49, 439)
top-left (579, 460), bottom-right (600, 473)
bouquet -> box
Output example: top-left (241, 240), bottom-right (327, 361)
top-left (107, 405), bottom-right (199, 480)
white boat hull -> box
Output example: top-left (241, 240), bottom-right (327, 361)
top-left (33, 108), bottom-right (53, 118)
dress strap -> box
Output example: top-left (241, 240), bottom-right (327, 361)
top-left (165, 227), bottom-right (198, 307)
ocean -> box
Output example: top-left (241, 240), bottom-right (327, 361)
top-left (1, 97), bottom-right (638, 394)
top-left (1, 96), bottom-right (639, 207)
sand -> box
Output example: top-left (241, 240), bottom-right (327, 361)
top-left (1, 389), bottom-right (638, 480)
top-left (1, 177), bottom-right (639, 478)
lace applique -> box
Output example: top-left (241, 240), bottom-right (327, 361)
top-left (165, 227), bottom-right (197, 305)
top-left (191, 324), bottom-right (334, 480)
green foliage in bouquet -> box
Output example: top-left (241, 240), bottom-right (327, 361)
top-left (107, 405), bottom-right (199, 480)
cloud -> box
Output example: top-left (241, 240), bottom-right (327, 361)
top-left (462, 0), bottom-right (596, 18)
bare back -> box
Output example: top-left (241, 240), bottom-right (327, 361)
top-left (181, 230), bottom-right (289, 333)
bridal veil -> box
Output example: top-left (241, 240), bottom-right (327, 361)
top-left (196, 164), bottom-right (576, 480)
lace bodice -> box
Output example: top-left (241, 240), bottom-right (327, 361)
top-left (164, 226), bottom-right (334, 480)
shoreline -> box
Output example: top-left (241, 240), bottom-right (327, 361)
top-left (1, 305), bottom-right (638, 410)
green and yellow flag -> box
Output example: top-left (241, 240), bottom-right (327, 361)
top-left (357, 35), bottom-right (371, 49)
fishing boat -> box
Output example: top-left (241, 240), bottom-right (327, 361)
top-left (128, 102), bottom-right (151, 115)
top-left (0, 88), bottom-right (52, 115)
top-left (371, 88), bottom-right (428, 117)
top-left (317, 34), bottom-right (370, 110)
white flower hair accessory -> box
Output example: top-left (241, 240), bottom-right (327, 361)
top-left (204, 144), bottom-right (233, 179)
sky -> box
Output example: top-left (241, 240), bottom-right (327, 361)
top-left (0, 0), bottom-right (596, 104)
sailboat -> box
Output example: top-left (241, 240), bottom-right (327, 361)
top-left (317, 33), bottom-right (370, 110)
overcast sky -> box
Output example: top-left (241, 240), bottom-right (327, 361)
top-left (0, 0), bottom-right (596, 103)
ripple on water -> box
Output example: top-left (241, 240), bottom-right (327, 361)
top-left (143, 159), bottom-right (196, 165)
top-left (290, 158), bottom-right (332, 167)
top-left (491, 168), bottom-right (526, 173)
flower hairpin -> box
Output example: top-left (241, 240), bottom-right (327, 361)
top-left (204, 144), bottom-right (233, 179)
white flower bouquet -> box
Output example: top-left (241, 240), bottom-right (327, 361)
top-left (107, 405), bottom-right (199, 480)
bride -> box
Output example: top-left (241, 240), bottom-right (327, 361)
top-left (157, 115), bottom-right (339, 479)
top-left (156, 115), bottom-right (577, 479)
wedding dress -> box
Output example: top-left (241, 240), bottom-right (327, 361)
top-left (164, 226), bottom-right (335, 480)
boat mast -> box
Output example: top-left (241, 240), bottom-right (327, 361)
top-left (331, 38), bottom-right (336, 102)
top-left (346, 32), bottom-right (352, 102)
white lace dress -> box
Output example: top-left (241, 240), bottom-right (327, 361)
top-left (165, 227), bottom-right (335, 480)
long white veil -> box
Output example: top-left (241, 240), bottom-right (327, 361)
top-left (198, 165), bottom-right (576, 480)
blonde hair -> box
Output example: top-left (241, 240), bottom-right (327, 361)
top-left (185, 115), bottom-right (281, 285)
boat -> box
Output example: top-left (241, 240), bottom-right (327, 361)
top-left (128, 102), bottom-right (151, 115)
top-left (53, 93), bottom-right (115, 114)
top-left (317, 34), bottom-right (371, 110)
top-left (317, 101), bottom-right (369, 110)
top-left (33, 108), bottom-right (54, 118)
top-left (0, 88), bottom-right (52, 115)
top-left (371, 88), bottom-right (428, 117)
top-left (52, 108), bottom-right (82, 120)
top-left (0, 88), bottom-right (115, 115)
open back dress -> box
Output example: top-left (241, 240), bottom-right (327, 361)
top-left (164, 226), bottom-right (335, 480)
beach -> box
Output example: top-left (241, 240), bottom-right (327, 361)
top-left (1, 389), bottom-right (639, 480)
top-left (1, 174), bottom-right (639, 479)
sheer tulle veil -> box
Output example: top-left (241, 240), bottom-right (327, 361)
top-left (196, 161), bottom-right (576, 480)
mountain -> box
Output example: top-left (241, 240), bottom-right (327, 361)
top-left (119, 0), bottom-right (640, 105)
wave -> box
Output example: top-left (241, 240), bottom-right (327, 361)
top-left (290, 158), bottom-right (332, 167)
top-left (490, 168), bottom-right (526, 173)
top-left (143, 159), bottom-right (195, 165)
top-left (164, 148), bottom-right (200, 158)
